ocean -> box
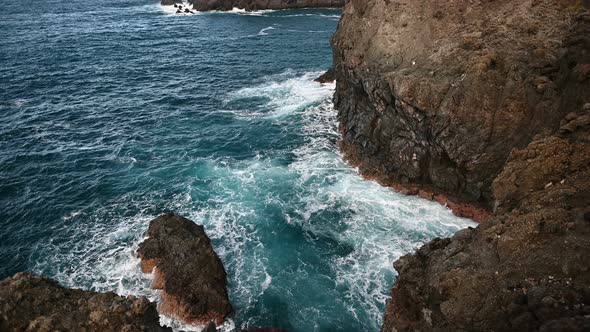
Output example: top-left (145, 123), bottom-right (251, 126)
top-left (0, 1), bottom-right (475, 331)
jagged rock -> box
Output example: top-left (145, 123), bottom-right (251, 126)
top-left (186, 0), bottom-right (345, 12)
top-left (315, 68), bottom-right (335, 83)
top-left (381, 113), bottom-right (590, 331)
top-left (332, 0), bottom-right (590, 330)
top-left (137, 213), bottom-right (232, 325)
top-left (0, 272), bottom-right (170, 332)
top-left (332, 0), bottom-right (590, 216)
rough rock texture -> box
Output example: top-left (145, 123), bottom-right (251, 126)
top-left (383, 112), bottom-right (590, 331)
top-left (137, 213), bottom-right (232, 326)
top-left (186, 0), bottom-right (344, 11)
top-left (0, 272), bottom-right (170, 332)
top-left (332, 0), bottom-right (590, 217)
top-left (315, 68), bottom-right (336, 83)
top-left (332, 0), bottom-right (590, 330)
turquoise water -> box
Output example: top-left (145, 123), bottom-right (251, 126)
top-left (0, 1), bottom-right (475, 331)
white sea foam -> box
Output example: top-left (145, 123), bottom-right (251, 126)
top-left (160, 2), bottom-right (198, 16)
top-left (33, 71), bottom-right (475, 331)
top-left (225, 70), bottom-right (335, 118)
top-left (258, 26), bottom-right (275, 35)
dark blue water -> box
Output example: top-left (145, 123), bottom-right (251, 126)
top-left (0, 1), bottom-right (475, 331)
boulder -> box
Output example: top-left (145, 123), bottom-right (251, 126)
top-left (137, 213), bottom-right (232, 325)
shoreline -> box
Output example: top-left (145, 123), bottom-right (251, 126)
top-left (339, 142), bottom-right (491, 223)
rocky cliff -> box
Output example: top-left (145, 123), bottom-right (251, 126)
top-left (171, 0), bottom-right (345, 11)
top-left (333, 0), bottom-right (590, 219)
top-left (332, 0), bottom-right (590, 330)
top-left (0, 272), bottom-right (171, 331)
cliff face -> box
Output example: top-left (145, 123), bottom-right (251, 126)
top-left (332, 0), bottom-right (590, 214)
top-left (0, 272), bottom-right (171, 331)
top-left (332, 0), bottom-right (590, 330)
top-left (185, 0), bottom-right (344, 11)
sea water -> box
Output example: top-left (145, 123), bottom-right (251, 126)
top-left (0, 1), bottom-right (475, 331)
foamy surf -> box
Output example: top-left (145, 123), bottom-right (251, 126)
top-left (224, 70), bottom-right (335, 118)
top-left (30, 71), bottom-right (474, 332)
top-left (160, 2), bottom-right (197, 16)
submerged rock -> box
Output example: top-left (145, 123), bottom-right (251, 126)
top-left (185, 0), bottom-right (345, 12)
top-left (0, 272), bottom-right (170, 331)
top-left (137, 213), bottom-right (232, 325)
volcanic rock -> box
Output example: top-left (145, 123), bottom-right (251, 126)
top-left (332, 0), bottom-right (590, 214)
top-left (314, 68), bottom-right (335, 84)
top-left (332, 0), bottom-right (590, 330)
top-left (382, 112), bottom-right (590, 331)
top-left (0, 272), bottom-right (170, 332)
top-left (137, 213), bottom-right (232, 325)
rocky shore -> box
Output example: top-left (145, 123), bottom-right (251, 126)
top-left (0, 272), bottom-right (170, 331)
top-left (162, 0), bottom-right (345, 11)
top-left (332, 0), bottom-right (590, 330)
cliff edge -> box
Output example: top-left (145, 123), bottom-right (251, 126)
top-left (332, 0), bottom-right (590, 218)
top-left (332, 0), bottom-right (590, 330)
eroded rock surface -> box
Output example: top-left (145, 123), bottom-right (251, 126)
top-left (332, 0), bottom-right (590, 214)
top-left (137, 213), bottom-right (232, 325)
top-left (183, 0), bottom-right (344, 11)
top-left (0, 272), bottom-right (170, 332)
top-left (383, 112), bottom-right (590, 331)
top-left (332, 0), bottom-right (590, 330)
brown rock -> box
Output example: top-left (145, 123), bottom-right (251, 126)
top-left (331, 0), bottom-right (590, 331)
top-left (315, 68), bottom-right (336, 84)
top-left (332, 0), bottom-right (590, 211)
top-left (0, 272), bottom-right (170, 332)
top-left (137, 213), bottom-right (232, 325)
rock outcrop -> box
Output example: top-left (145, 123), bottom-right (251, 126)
top-left (0, 272), bottom-right (170, 332)
top-left (332, 0), bottom-right (590, 330)
top-left (185, 0), bottom-right (344, 11)
top-left (332, 0), bottom-right (590, 218)
top-left (137, 213), bottom-right (232, 326)
top-left (383, 112), bottom-right (590, 331)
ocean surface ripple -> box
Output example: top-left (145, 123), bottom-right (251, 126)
top-left (0, 1), bottom-right (475, 331)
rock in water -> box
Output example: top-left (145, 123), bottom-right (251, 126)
top-left (0, 272), bottom-right (170, 331)
top-left (137, 213), bottom-right (233, 325)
